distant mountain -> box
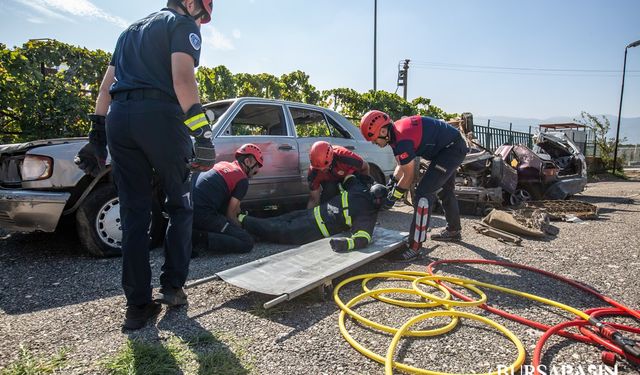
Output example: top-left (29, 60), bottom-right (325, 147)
top-left (474, 115), bottom-right (640, 144)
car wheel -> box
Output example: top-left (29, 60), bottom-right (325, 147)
top-left (75, 183), bottom-right (165, 257)
top-left (369, 164), bottom-right (385, 185)
top-left (509, 189), bottom-right (533, 206)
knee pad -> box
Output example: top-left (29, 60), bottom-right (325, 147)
top-left (413, 197), bottom-right (430, 246)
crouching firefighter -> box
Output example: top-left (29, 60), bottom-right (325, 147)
top-left (360, 111), bottom-right (470, 261)
top-left (192, 144), bottom-right (263, 254)
top-left (243, 177), bottom-right (388, 252)
top-left (307, 140), bottom-right (370, 208)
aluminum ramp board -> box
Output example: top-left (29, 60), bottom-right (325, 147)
top-left (213, 227), bottom-right (406, 309)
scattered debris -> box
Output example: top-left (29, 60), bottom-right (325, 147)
top-left (523, 200), bottom-right (598, 220)
top-left (473, 224), bottom-right (522, 245)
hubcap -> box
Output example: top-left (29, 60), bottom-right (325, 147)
top-left (95, 198), bottom-right (122, 248)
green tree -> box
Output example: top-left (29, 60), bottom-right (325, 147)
top-left (234, 72), bottom-right (283, 99)
top-left (280, 70), bottom-right (320, 104)
top-left (575, 111), bottom-right (626, 172)
top-left (0, 39), bottom-right (109, 143)
top-left (196, 65), bottom-right (235, 102)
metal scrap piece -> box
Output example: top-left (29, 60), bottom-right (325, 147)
top-left (523, 200), bottom-right (599, 220)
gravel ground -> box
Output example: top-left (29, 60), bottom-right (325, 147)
top-left (1, 179), bottom-right (639, 374)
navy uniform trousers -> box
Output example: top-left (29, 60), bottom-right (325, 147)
top-left (107, 97), bottom-right (193, 306)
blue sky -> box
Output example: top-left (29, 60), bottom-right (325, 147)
top-left (2, 0), bottom-right (639, 126)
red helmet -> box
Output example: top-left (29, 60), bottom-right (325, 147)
top-left (360, 110), bottom-right (391, 141)
top-left (309, 141), bottom-right (333, 169)
top-left (236, 143), bottom-right (263, 166)
top-left (198, 0), bottom-right (213, 24)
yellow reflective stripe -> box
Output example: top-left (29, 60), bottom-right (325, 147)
top-left (346, 238), bottom-right (355, 250)
top-left (392, 188), bottom-right (404, 199)
top-left (184, 113), bottom-right (208, 131)
top-left (352, 230), bottom-right (372, 243)
top-left (313, 206), bottom-right (330, 237)
top-left (341, 191), bottom-right (352, 227)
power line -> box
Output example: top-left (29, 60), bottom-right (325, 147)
top-left (409, 61), bottom-right (640, 77)
top-left (410, 60), bottom-right (640, 73)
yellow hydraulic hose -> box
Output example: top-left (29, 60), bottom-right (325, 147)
top-left (334, 270), bottom-right (594, 375)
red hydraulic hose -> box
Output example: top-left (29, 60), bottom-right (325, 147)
top-left (427, 259), bottom-right (640, 369)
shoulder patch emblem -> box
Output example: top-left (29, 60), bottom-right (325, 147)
top-left (189, 33), bottom-right (201, 51)
top-left (399, 152), bottom-right (409, 160)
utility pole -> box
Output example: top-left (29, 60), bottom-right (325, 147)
top-left (397, 59), bottom-right (410, 100)
top-left (373, 0), bottom-right (377, 92)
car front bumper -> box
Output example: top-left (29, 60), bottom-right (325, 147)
top-left (0, 189), bottom-right (71, 232)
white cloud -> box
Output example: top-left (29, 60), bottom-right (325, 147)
top-left (15, 0), bottom-right (129, 28)
top-left (14, 0), bottom-right (70, 21)
top-left (26, 17), bottom-right (46, 24)
top-left (232, 29), bottom-right (242, 39)
top-left (203, 27), bottom-right (235, 50)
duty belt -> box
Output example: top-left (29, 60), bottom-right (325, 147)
top-left (111, 88), bottom-right (178, 104)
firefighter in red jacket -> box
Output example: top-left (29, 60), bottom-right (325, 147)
top-left (360, 111), bottom-right (469, 261)
top-left (191, 144), bottom-right (263, 254)
top-left (307, 140), bottom-right (370, 208)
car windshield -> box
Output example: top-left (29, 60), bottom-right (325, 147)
top-left (205, 102), bottom-right (233, 132)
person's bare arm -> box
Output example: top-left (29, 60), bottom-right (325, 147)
top-left (361, 160), bottom-right (370, 176)
top-left (226, 197), bottom-right (242, 227)
top-left (307, 189), bottom-right (321, 209)
top-left (396, 159), bottom-right (415, 191)
top-left (171, 52), bottom-right (200, 113)
top-left (95, 65), bottom-right (115, 116)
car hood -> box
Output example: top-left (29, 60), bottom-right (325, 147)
top-left (0, 138), bottom-right (87, 155)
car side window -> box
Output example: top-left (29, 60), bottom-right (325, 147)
top-left (326, 114), bottom-right (350, 139)
top-left (225, 104), bottom-right (287, 136)
top-left (290, 107), bottom-right (334, 138)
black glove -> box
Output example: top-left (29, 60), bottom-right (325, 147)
top-left (386, 175), bottom-right (398, 189)
top-left (74, 114), bottom-right (107, 177)
top-left (330, 238), bottom-right (350, 253)
top-left (184, 104), bottom-right (216, 171)
top-left (383, 185), bottom-right (406, 210)
top-left (190, 131), bottom-right (216, 171)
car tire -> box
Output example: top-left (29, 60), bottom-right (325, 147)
top-left (369, 164), bottom-right (385, 185)
top-left (75, 183), bottom-right (165, 257)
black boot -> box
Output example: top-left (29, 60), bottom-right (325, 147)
top-left (122, 302), bottom-right (162, 331)
top-left (155, 286), bottom-right (188, 307)
top-left (430, 228), bottom-right (462, 242)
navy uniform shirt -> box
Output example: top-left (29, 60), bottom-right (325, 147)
top-left (193, 161), bottom-right (249, 214)
top-left (390, 116), bottom-right (462, 165)
top-left (109, 8), bottom-right (202, 101)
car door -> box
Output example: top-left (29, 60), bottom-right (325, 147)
top-left (286, 105), bottom-right (354, 194)
top-left (213, 101), bottom-right (299, 203)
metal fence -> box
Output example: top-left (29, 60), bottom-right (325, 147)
top-left (471, 125), bottom-right (532, 151)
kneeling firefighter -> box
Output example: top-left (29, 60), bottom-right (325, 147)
top-left (192, 144), bottom-right (263, 254)
top-left (242, 177), bottom-right (388, 252)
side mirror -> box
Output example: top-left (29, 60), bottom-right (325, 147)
top-left (205, 109), bottom-right (216, 123)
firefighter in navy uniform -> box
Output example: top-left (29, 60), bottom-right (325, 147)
top-left (359, 111), bottom-right (469, 261)
top-left (74, 0), bottom-right (215, 330)
top-left (243, 177), bottom-right (388, 252)
top-left (307, 141), bottom-right (370, 208)
top-left (192, 144), bottom-right (263, 254)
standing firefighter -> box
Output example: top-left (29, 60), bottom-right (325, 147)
top-left (307, 140), bottom-right (370, 208)
top-left (243, 177), bottom-right (387, 252)
top-left (192, 144), bottom-right (263, 254)
top-left (74, 0), bottom-right (216, 330)
top-left (359, 111), bottom-right (469, 261)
